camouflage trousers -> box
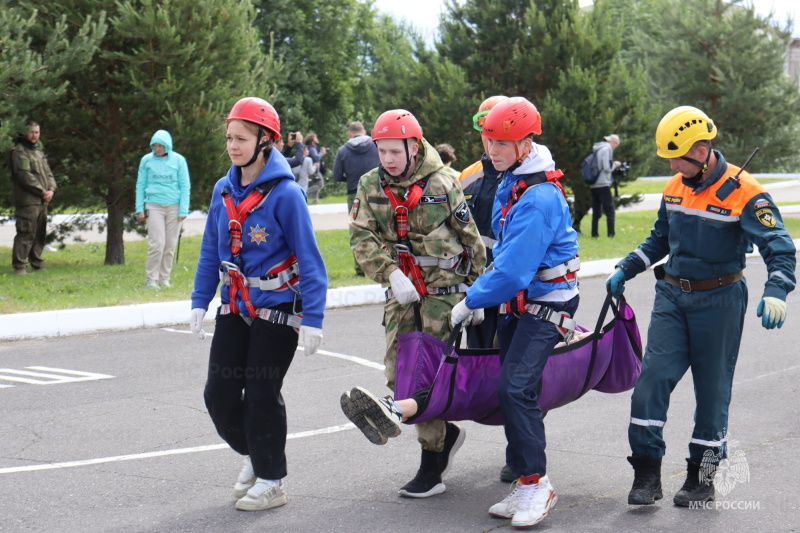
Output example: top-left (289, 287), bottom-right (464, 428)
top-left (12, 203), bottom-right (48, 271)
top-left (383, 292), bottom-right (462, 452)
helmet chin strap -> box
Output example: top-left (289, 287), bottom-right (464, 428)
top-left (508, 142), bottom-right (530, 172)
top-left (240, 129), bottom-right (272, 168)
top-left (680, 149), bottom-right (711, 180)
top-left (399, 139), bottom-right (413, 178)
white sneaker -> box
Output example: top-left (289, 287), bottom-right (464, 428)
top-left (340, 389), bottom-right (387, 445)
top-left (233, 456), bottom-right (256, 498)
top-left (235, 478), bottom-right (287, 511)
top-left (145, 280), bottom-right (159, 289)
top-left (159, 280), bottom-right (172, 288)
top-left (510, 475), bottom-right (557, 528)
top-left (489, 480), bottom-right (524, 519)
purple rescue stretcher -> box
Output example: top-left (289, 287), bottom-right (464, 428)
top-left (394, 294), bottom-right (643, 425)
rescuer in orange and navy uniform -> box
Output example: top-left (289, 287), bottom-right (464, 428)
top-left (606, 106), bottom-right (796, 508)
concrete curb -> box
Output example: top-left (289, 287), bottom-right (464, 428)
top-left (0, 257), bottom-right (638, 341)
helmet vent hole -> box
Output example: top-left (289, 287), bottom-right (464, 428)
top-left (668, 141), bottom-right (679, 151)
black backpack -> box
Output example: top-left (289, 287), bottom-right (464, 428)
top-left (581, 149), bottom-right (601, 185)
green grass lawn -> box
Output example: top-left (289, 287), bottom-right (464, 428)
top-left (620, 177), bottom-right (795, 196)
top-left (3, 210), bottom-right (799, 314)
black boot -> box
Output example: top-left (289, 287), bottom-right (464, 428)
top-left (627, 455), bottom-right (663, 505)
top-left (398, 449), bottom-right (445, 498)
top-left (438, 422), bottom-right (465, 477)
top-left (674, 458), bottom-right (715, 506)
top-left (499, 464), bottom-right (516, 482)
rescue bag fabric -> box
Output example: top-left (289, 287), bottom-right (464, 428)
top-left (394, 293), bottom-right (643, 425)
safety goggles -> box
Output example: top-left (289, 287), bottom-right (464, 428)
top-left (472, 110), bottom-right (490, 131)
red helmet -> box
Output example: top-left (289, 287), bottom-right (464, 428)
top-left (473, 95), bottom-right (508, 131)
top-left (371, 109), bottom-right (423, 141)
top-left (481, 97), bottom-right (542, 141)
top-left (227, 97), bottom-right (281, 141)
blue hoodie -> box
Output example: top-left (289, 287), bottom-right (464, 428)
top-left (465, 143), bottom-right (579, 309)
top-left (191, 148), bottom-right (327, 328)
top-left (135, 130), bottom-right (191, 216)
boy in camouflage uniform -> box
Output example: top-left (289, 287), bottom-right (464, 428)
top-left (9, 121), bottom-right (57, 274)
top-left (346, 109), bottom-right (486, 498)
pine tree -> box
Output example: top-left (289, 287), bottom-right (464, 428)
top-left (438, 0), bottom-right (657, 230)
top-left (619, 0), bottom-right (800, 173)
top-left (20, 0), bottom-right (279, 264)
top-left (0, 2), bottom-right (104, 152)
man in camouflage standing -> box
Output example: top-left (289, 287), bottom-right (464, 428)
top-left (10, 121), bottom-right (57, 274)
top-left (348, 109), bottom-right (486, 498)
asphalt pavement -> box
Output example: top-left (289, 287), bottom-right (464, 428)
top-left (1, 267), bottom-right (798, 533)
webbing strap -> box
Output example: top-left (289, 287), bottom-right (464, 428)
top-left (220, 181), bottom-right (278, 317)
top-left (380, 171), bottom-right (432, 298)
top-left (499, 170), bottom-right (565, 228)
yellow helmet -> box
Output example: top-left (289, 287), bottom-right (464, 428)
top-left (655, 106), bottom-right (717, 158)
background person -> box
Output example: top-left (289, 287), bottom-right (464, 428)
top-left (332, 121), bottom-right (380, 276)
top-left (346, 109), bottom-right (486, 498)
top-left (458, 95), bottom-right (507, 352)
top-left (435, 143), bottom-right (460, 181)
top-left (10, 120), bottom-right (56, 275)
top-left (589, 134), bottom-right (621, 238)
top-left (304, 133), bottom-right (326, 204)
top-left (606, 106), bottom-right (796, 508)
top-left (190, 97), bottom-right (327, 512)
top-left (135, 129), bottom-right (190, 288)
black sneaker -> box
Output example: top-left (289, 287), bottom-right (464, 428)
top-left (349, 387), bottom-right (402, 438)
top-left (438, 422), bottom-right (466, 477)
top-left (340, 389), bottom-right (387, 445)
top-left (399, 451), bottom-right (446, 498)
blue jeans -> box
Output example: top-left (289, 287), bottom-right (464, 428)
top-left (497, 295), bottom-right (580, 477)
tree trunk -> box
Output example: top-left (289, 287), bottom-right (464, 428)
top-left (104, 189), bottom-right (126, 266)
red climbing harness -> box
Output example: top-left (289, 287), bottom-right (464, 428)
top-left (380, 172), bottom-right (430, 298)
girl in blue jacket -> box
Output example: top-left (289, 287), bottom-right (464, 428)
top-left (189, 97), bottom-right (327, 512)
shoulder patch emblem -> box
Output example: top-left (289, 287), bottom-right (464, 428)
top-left (420, 195), bottom-right (447, 204)
top-left (351, 198), bottom-right (360, 220)
top-left (706, 204), bottom-right (731, 216)
top-left (754, 199), bottom-right (771, 209)
top-left (755, 208), bottom-right (776, 228)
top-left (664, 195), bottom-right (682, 205)
top-left (454, 201), bottom-right (471, 224)
top-left (248, 224), bottom-right (269, 245)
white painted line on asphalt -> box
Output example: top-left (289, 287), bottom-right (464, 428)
top-left (0, 367), bottom-right (114, 385)
top-left (734, 364), bottom-right (800, 386)
top-left (313, 348), bottom-right (385, 370)
top-left (0, 384), bottom-right (14, 388)
top-left (0, 423), bottom-right (355, 475)
top-left (161, 327), bottom-right (214, 337)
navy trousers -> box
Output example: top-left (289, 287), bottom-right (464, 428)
top-left (629, 280), bottom-right (747, 464)
top-left (497, 295), bottom-right (580, 476)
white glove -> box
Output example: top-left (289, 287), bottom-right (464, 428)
top-left (299, 326), bottom-right (323, 355)
top-left (190, 308), bottom-right (207, 340)
top-left (471, 307), bottom-right (485, 325)
top-left (389, 269), bottom-right (421, 305)
top-left (450, 299), bottom-right (473, 327)
top-left (756, 297), bottom-right (787, 330)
